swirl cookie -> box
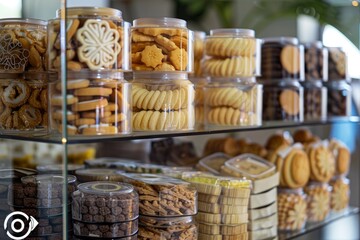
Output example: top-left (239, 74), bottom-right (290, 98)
top-left (205, 87), bottom-right (250, 109)
top-left (207, 107), bottom-right (257, 126)
top-left (202, 57), bottom-right (255, 77)
top-left (205, 37), bottom-right (256, 57)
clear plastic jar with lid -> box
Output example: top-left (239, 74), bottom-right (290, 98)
top-left (304, 41), bottom-right (328, 81)
top-left (0, 72), bottom-right (48, 134)
top-left (260, 37), bottom-right (304, 80)
top-left (261, 79), bottom-right (304, 122)
top-left (48, 7), bottom-right (129, 72)
top-left (49, 71), bottom-right (131, 136)
top-left (203, 28), bottom-right (261, 77)
top-left (203, 77), bottom-right (262, 128)
top-left (0, 18), bottom-right (47, 73)
top-left (304, 182), bottom-right (331, 222)
top-left (131, 17), bottom-right (193, 73)
top-left (324, 79), bottom-right (351, 117)
top-left (277, 188), bottom-right (307, 231)
top-left (131, 73), bottom-right (195, 131)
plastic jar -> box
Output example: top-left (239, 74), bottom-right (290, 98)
top-left (0, 18), bottom-right (47, 73)
top-left (74, 168), bottom-right (124, 182)
top-left (329, 176), bottom-right (350, 211)
top-left (260, 37), bottom-right (304, 80)
top-left (48, 7), bottom-right (129, 72)
top-left (327, 47), bottom-right (348, 81)
top-left (192, 31), bottom-right (206, 77)
top-left (49, 71), bottom-right (131, 136)
top-left (131, 73), bottom-right (195, 131)
top-left (277, 188), bottom-right (307, 231)
top-left (191, 77), bottom-right (208, 128)
top-left (0, 72), bottom-right (48, 134)
top-left (204, 78), bottom-right (262, 127)
top-left (131, 17), bottom-right (193, 72)
top-left (302, 80), bottom-right (327, 121)
top-left (304, 182), bottom-right (331, 222)
top-left (324, 80), bottom-right (351, 117)
top-left (138, 216), bottom-right (197, 240)
top-left (261, 79), bottom-right (304, 121)
top-left (304, 41), bottom-right (328, 81)
top-left (203, 28), bottom-right (261, 77)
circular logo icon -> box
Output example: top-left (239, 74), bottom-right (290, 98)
top-left (3, 211), bottom-right (38, 240)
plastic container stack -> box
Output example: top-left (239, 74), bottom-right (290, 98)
top-left (48, 7), bottom-right (132, 136)
top-left (182, 173), bottom-right (251, 240)
top-left (202, 28), bottom-right (262, 128)
top-left (130, 18), bottom-right (195, 131)
top-left (259, 37), bottom-right (304, 122)
top-left (119, 174), bottom-right (198, 239)
top-left (0, 19), bottom-right (48, 135)
top-left (7, 174), bottom-right (77, 239)
top-left (72, 181), bottom-right (139, 239)
top-left (220, 154), bottom-right (279, 239)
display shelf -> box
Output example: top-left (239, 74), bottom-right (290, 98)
top-left (279, 207), bottom-right (359, 240)
top-left (0, 117), bottom-right (358, 144)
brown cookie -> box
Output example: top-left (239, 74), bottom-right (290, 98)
top-left (280, 45), bottom-right (300, 74)
top-left (279, 89), bottom-right (300, 115)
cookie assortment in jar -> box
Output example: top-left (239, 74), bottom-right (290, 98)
top-left (0, 72), bottom-right (48, 133)
top-left (48, 7), bottom-right (129, 72)
top-left (302, 80), bottom-right (327, 121)
top-left (304, 41), bottom-right (328, 81)
top-left (131, 17), bottom-right (193, 73)
top-left (324, 79), bottom-right (351, 117)
top-left (49, 71), bottom-right (131, 136)
top-left (138, 216), bottom-right (197, 240)
top-left (277, 188), bottom-right (307, 231)
top-left (260, 37), bottom-right (304, 80)
top-left (131, 73), bottom-right (195, 131)
top-left (0, 18), bottom-right (47, 73)
top-left (329, 176), bottom-right (350, 211)
top-left (204, 78), bottom-right (262, 127)
top-left (304, 182), bottom-right (331, 222)
top-left (327, 47), bottom-right (348, 81)
top-left (203, 29), bottom-right (261, 77)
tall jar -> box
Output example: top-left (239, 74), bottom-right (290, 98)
top-left (49, 71), bottom-right (131, 136)
top-left (131, 73), bottom-right (195, 131)
top-left (259, 37), bottom-right (304, 122)
top-left (131, 17), bottom-right (193, 73)
top-left (302, 42), bottom-right (327, 121)
top-left (324, 47), bottom-right (351, 117)
top-left (48, 7), bottom-right (130, 72)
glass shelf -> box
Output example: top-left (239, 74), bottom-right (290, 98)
top-left (0, 117), bottom-right (358, 144)
top-left (279, 207), bottom-right (359, 240)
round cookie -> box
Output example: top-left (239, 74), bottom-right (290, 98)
top-left (283, 149), bottom-right (310, 188)
top-left (279, 89), bottom-right (300, 115)
top-left (280, 45), bottom-right (300, 74)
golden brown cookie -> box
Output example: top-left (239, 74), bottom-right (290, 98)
top-left (141, 45), bottom-right (164, 68)
top-left (307, 145), bottom-right (335, 183)
top-left (265, 133), bottom-right (292, 150)
top-left (283, 148), bottom-right (310, 188)
top-left (293, 129), bottom-right (313, 143)
top-left (279, 89), bottom-right (300, 115)
top-left (281, 45), bottom-right (300, 74)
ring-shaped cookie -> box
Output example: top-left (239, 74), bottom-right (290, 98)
top-left (19, 104), bottom-right (42, 128)
top-left (2, 80), bottom-right (31, 108)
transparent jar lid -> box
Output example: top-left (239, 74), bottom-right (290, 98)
top-left (182, 172), bottom-right (251, 188)
top-left (194, 31), bottom-right (206, 39)
top-left (133, 72), bottom-right (188, 80)
top-left (133, 17), bottom-right (187, 28)
top-left (124, 173), bottom-right (190, 185)
top-left (21, 174), bottom-right (76, 185)
top-left (198, 153), bottom-right (230, 174)
top-left (263, 37), bottom-right (299, 45)
top-left (224, 154), bottom-right (276, 179)
top-left (37, 164), bottom-right (84, 172)
top-left (0, 168), bottom-right (36, 181)
top-left (210, 28), bottom-right (255, 38)
top-left (0, 18), bottom-right (47, 27)
top-left (304, 41), bottom-right (323, 49)
top-left (75, 168), bottom-right (123, 177)
top-left (77, 181), bottom-right (134, 195)
top-left (56, 7), bottom-right (122, 19)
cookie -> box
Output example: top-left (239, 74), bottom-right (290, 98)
top-left (280, 45), bottom-right (300, 74)
top-left (279, 89), bottom-right (300, 115)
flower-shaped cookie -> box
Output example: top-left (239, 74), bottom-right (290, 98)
top-left (76, 20), bottom-right (121, 70)
top-left (308, 188), bottom-right (330, 221)
top-left (287, 198), bottom-right (307, 230)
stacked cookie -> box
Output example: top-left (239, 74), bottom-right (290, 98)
top-left (259, 37), bottom-right (304, 122)
top-left (220, 154), bottom-right (279, 240)
top-left (72, 181), bottom-right (139, 239)
top-left (121, 174), bottom-right (198, 240)
top-left (202, 28), bottom-right (262, 128)
top-left (48, 7), bottom-right (131, 136)
top-left (324, 47), bottom-right (351, 117)
top-left (182, 173), bottom-right (251, 240)
top-left (302, 42), bottom-right (327, 121)
top-left (6, 174), bottom-right (76, 239)
top-left (130, 18), bottom-right (195, 131)
top-left (0, 19), bottom-right (49, 134)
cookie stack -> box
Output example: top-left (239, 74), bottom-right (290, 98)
top-left (0, 19), bottom-right (48, 135)
top-left (48, 7), bottom-right (132, 136)
top-left (6, 174), bottom-right (77, 239)
top-left (202, 28), bottom-right (262, 128)
top-left (182, 173), bottom-right (251, 240)
top-left (121, 173), bottom-right (198, 239)
top-left (259, 37), bottom-right (304, 122)
top-left (130, 18), bottom-right (195, 131)
top-left (323, 47), bottom-right (352, 117)
top-left (220, 154), bottom-right (279, 239)
top-left (72, 181), bottom-right (139, 239)
top-left (302, 42), bottom-right (328, 121)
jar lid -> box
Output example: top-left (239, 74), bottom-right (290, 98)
top-left (75, 168), bottom-right (122, 177)
top-left (210, 28), bottom-right (255, 38)
top-left (78, 181), bottom-right (134, 195)
top-left (133, 72), bottom-right (188, 80)
top-left (304, 41), bottom-right (323, 49)
top-left (37, 164), bottom-right (84, 172)
top-left (0, 168), bottom-right (36, 181)
top-left (21, 174), bottom-right (76, 185)
top-left (263, 37), bottom-right (299, 45)
top-left (56, 7), bottom-right (122, 19)
top-left (0, 18), bottom-right (47, 27)
top-left (194, 31), bottom-right (206, 39)
top-left (133, 17), bottom-right (187, 28)
top-left (124, 173), bottom-right (190, 185)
